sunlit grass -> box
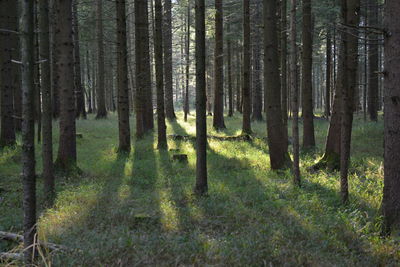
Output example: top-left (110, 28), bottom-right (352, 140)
top-left (1, 111), bottom-right (398, 265)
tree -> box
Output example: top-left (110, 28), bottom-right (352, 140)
top-left (339, 0), bottom-right (360, 203)
top-left (301, 0), bottom-right (316, 148)
top-left (95, 0), bottom-right (107, 119)
top-left (73, 0), bottom-right (86, 119)
top-left (264, 0), bottom-right (291, 170)
top-left (382, 0), bottom-right (400, 235)
top-left (251, 0), bottom-right (263, 122)
top-left (325, 29), bottom-right (332, 118)
top-left (154, 0), bottom-right (167, 149)
top-left (163, 0), bottom-right (176, 120)
top-left (280, 0), bottom-right (289, 149)
top-left (367, 0), bottom-right (379, 122)
top-left (116, 0), bottom-right (131, 153)
top-left (227, 23), bottom-right (233, 117)
top-left (55, 0), bottom-right (78, 171)
top-left (39, 0), bottom-right (55, 204)
top-left (0, 0), bottom-right (17, 148)
top-left (194, 0), bottom-right (207, 196)
top-left (135, 0), bottom-right (153, 138)
top-left (213, 0), bottom-right (226, 130)
top-left (19, 0), bottom-right (36, 262)
top-left (184, 1), bottom-right (191, 122)
top-left (242, 0), bottom-right (252, 134)
top-left (290, 0), bottom-right (300, 186)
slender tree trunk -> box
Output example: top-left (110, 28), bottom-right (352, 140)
top-left (154, 0), bottom-right (167, 149)
top-left (339, 0), bottom-right (360, 204)
top-left (281, 0), bottom-right (288, 144)
top-left (95, 0), bottom-right (107, 118)
top-left (184, 2), bottom-right (191, 122)
top-left (163, 0), bottom-right (176, 120)
top-left (39, 0), bottom-right (54, 205)
top-left (116, 0), bottom-right (131, 153)
top-left (264, 0), bottom-right (291, 170)
top-left (236, 44), bottom-right (242, 113)
top-left (227, 24), bottom-right (233, 117)
top-left (242, 0), bottom-right (252, 134)
top-left (252, 1), bottom-right (263, 122)
top-left (213, 0), bottom-right (226, 130)
top-left (55, 0), bottom-right (78, 171)
top-left (194, 0), bottom-right (207, 196)
top-left (86, 49), bottom-right (93, 113)
top-left (50, 0), bottom-right (60, 119)
top-left (73, 0), bottom-right (86, 119)
top-left (19, 0), bottom-right (37, 262)
top-left (301, 0), bottom-right (315, 148)
top-left (135, 0), bottom-right (153, 137)
top-left (290, 0), bottom-right (300, 186)
top-left (325, 30), bottom-right (332, 118)
top-left (367, 0), bottom-right (379, 122)
top-left (0, 0), bottom-right (16, 147)
top-left (382, 0), bottom-right (400, 235)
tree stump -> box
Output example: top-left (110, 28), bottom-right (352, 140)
top-left (172, 154), bottom-right (188, 163)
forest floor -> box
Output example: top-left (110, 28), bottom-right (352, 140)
top-left (1, 112), bottom-right (399, 266)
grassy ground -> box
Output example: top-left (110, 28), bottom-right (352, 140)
top-left (1, 112), bottom-right (399, 266)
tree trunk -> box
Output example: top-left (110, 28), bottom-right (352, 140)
top-left (382, 0), bottom-right (400, 235)
top-left (135, 0), bottom-right (153, 137)
top-left (95, 0), bottom-right (107, 118)
top-left (227, 24), bottom-right (233, 117)
top-left (264, 0), bottom-right (291, 170)
top-left (194, 0), bottom-right (207, 196)
top-left (301, 0), bottom-right (315, 148)
top-left (184, 1), bottom-right (191, 122)
top-left (116, 0), bottom-right (131, 153)
top-left (339, 0), bottom-right (360, 203)
top-left (242, 0), bottom-right (252, 134)
top-left (280, 0), bottom-right (288, 144)
top-left (19, 0), bottom-right (37, 262)
top-left (163, 0), bottom-right (176, 120)
top-left (55, 0), bottom-right (78, 171)
top-left (367, 0), bottom-right (379, 122)
top-left (154, 0), bottom-right (167, 149)
top-left (39, 0), bottom-right (55, 205)
top-left (252, 1), bottom-right (263, 122)
top-left (325, 30), bottom-right (332, 118)
top-left (73, 0), bottom-right (86, 119)
top-left (50, 0), bottom-right (60, 119)
top-left (0, 0), bottom-right (17, 147)
top-left (290, 0), bottom-right (300, 186)
top-left (213, 0), bottom-right (226, 130)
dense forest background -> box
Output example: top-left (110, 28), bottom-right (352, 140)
top-left (1, 0), bottom-right (400, 265)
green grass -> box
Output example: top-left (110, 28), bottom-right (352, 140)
top-left (1, 111), bottom-right (399, 266)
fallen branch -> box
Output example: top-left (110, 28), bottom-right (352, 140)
top-left (0, 231), bottom-right (68, 252)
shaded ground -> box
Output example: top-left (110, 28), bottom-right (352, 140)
top-left (1, 112), bottom-right (398, 266)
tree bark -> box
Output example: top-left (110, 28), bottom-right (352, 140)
top-left (154, 0), bottom-right (167, 149)
top-left (339, 0), bottom-right (360, 204)
top-left (301, 0), bottom-right (315, 148)
top-left (163, 0), bottom-right (176, 120)
top-left (227, 24), bottom-right (233, 117)
top-left (264, 0), bottom-right (291, 170)
top-left (19, 0), bottom-right (37, 262)
top-left (39, 0), bottom-right (55, 205)
top-left (184, 1), bottom-right (191, 122)
top-left (213, 0), bottom-right (226, 130)
top-left (280, 0), bottom-right (288, 145)
top-left (252, 1), bottom-right (263, 122)
top-left (95, 0), bottom-right (107, 118)
top-left (290, 0), bottom-right (300, 186)
top-left (135, 0), bottom-right (153, 137)
top-left (367, 0), bottom-right (379, 122)
top-left (116, 0), bottom-right (131, 153)
top-left (382, 0), bottom-right (400, 235)
top-left (325, 30), bottom-right (332, 118)
top-left (0, 0), bottom-right (17, 147)
top-left (73, 0), bottom-right (86, 119)
top-left (194, 0), bottom-right (207, 196)
top-left (242, 0), bottom-right (252, 134)
top-left (55, 0), bottom-right (78, 171)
